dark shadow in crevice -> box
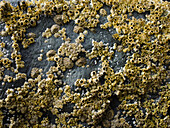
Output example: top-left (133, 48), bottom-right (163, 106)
top-left (109, 94), bottom-right (121, 116)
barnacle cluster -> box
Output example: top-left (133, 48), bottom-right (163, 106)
top-left (0, 0), bottom-right (169, 127)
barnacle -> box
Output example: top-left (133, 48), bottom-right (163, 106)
top-left (30, 18), bottom-right (37, 27)
top-left (63, 57), bottom-right (74, 69)
top-left (51, 24), bottom-right (60, 34)
top-left (73, 26), bottom-right (84, 34)
top-left (53, 15), bottom-right (63, 25)
top-left (75, 33), bottom-right (85, 43)
top-left (99, 8), bottom-right (107, 16)
top-left (1, 58), bottom-right (11, 68)
top-left (46, 50), bottom-right (56, 58)
top-left (31, 68), bottom-right (40, 78)
top-left (0, 42), bottom-right (5, 48)
top-left (75, 57), bottom-right (87, 67)
top-left (28, 37), bottom-right (35, 44)
top-left (42, 28), bottom-right (52, 38)
top-left (27, 32), bottom-right (36, 38)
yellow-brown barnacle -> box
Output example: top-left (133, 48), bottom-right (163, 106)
top-left (53, 14), bottom-right (63, 25)
top-left (20, 1), bottom-right (27, 9)
top-left (63, 4), bottom-right (69, 11)
top-left (93, 77), bottom-right (99, 84)
top-left (58, 87), bottom-right (63, 94)
top-left (74, 10), bottom-right (80, 18)
top-left (107, 15), bottom-right (113, 22)
top-left (22, 40), bottom-right (28, 49)
top-left (100, 24), bottom-right (107, 29)
top-left (75, 33), bottom-right (85, 43)
top-left (0, 50), bottom-right (4, 58)
top-left (102, 67), bottom-right (108, 73)
top-left (148, 29), bottom-right (154, 35)
top-left (133, 47), bottom-right (139, 53)
top-left (106, 22), bottom-right (112, 28)
top-left (109, 51), bottom-right (114, 58)
top-left (83, 11), bottom-right (90, 19)
top-left (117, 7), bottom-right (123, 15)
top-left (82, 78), bottom-right (87, 84)
top-left (91, 10), bottom-right (97, 17)
top-left (90, 71), bottom-right (96, 77)
top-left (79, 79), bottom-right (85, 85)
top-left (57, 3), bottom-right (64, 12)
top-left (10, 52), bottom-right (17, 60)
top-left (96, 85), bottom-right (101, 92)
top-left (46, 50), bottom-right (56, 59)
top-left (73, 26), bottom-right (84, 34)
top-left (137, 58), bottom-right (142, 63)
top-left (7, 76), bottom-right (13, 83)
top-left (64, 84), bottom-right (71, 93)
top-left (75, 4), bottom-right (81, 10)
top-left (63, 57), bottom-right (74, 69)
top-left (35, 14), bottom-right (40, 21)
top-left (117, 45), bottom-right (123, 52)
top-left (123, 48), bottom-right (129, 53)
top-left (98, 91), bottom-right (103, 98)
top-left (83, 83), bottom-right (89, 88)
top-left (51, 4), bottom-right (56, 12)
top-left (63, 13), bottom-right (70, 24)
top-left (51, 24), bottom-right (60, 34)
top-left (75, 56), bottom-right (86, 66)
top-left (75, 18), bottom-right (81, 25)
top-left (16, 20), bottom-right (22, 27)
top-left (4, 24), bottom-right (11, 33)
top-left (28, 37), bottom-right (35, 44)
top-left (95, 2), bottom-right (103, 11)
top-left (54, 79), bottom-right (59, 85)
top-left (20, 20), bottom-right (25, 26)
top-left (0, 42), bottom-right (5, 48)
top-left (60, 66), bottom-right (66, 72)
top-left (27, 32), bottom-right (36, 39)
top-left (47, 9), bottom-right (53, 16)
top-left (30, 19), bottom-right (36, 27)
top-left (134, 3), bottom-right (140, 10)
top-left (21, 27), bottom-right (26, 33)
top-left (2, 58), bottom-right (9, 65)
top-left (16, 95), bottom-right (23, 101)
top-left (137, 7), bottom-right (144, 13)
top-left (122, 27), bottom-right (129, 34)
top-left (15, 55), bottom-right (22, 61)
top-left (54, 56), bottom-right (59, 62)
top-left (99, 8), bottom-right (107, 16)
top-left (75, 79), bottom-right (80, 87)
top-left (87, 78), bottom-right (93, 85)
top-left (112, 33), bottom-right (119, 40)
top-left (121, 5), bottom-right (127, 14)
top-left (142, 75), bottom-right (148, 82)
top-left (67, 10), bottom-right (74, 17)
top-left (101, 55), bottom-right (107, 61)
top-left (48, 74), bottom-right (54, 80)
top-left (130, 58), bottom-right (135, 64)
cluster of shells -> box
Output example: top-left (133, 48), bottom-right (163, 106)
top-left (0, 0), bottom-right (169, 127)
